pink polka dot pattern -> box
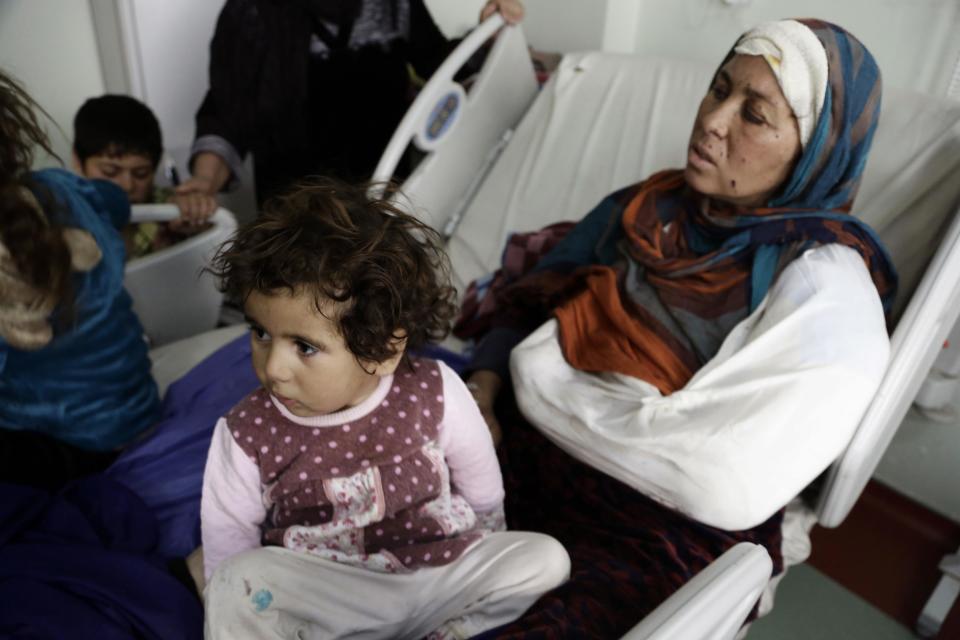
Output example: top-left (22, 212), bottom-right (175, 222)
top-left (225, 359), bottom-right (477, 570)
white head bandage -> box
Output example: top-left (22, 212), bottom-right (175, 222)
top-left (734, 19), bottom-right (828, 148)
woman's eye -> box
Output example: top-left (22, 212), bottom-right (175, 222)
top-left (710, 84), bottom-right (729, 100)
top-left (296, 341), bottom-right (318, 357)
top-left (743, 108), bottom-right (765, 125)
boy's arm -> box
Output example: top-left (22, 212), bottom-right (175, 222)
top-left (201, 417), bottom-right (266, 580)
top-left (436, 362), bottom-right (505, 515)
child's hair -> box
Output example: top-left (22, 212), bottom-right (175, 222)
top-left (73, 94), bottom-right (162, 167)
top-left (0, 69), bottom-right (74, 319)
top-left (210, 179), bottom-right (458, 365)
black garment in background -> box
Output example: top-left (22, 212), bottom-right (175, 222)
top-left (195, 0), bottom-right (455, 203)
top-left (0, 428), bottom-right (118, 490)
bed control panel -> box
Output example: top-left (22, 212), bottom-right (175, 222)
top-left (415, 84), bottom-right (467, 152)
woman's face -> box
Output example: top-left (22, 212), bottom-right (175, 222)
top-left (684, 54), bottom-right (802, 207)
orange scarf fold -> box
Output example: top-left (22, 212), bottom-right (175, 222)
top-left (554, 266), bottom-right (694, 395)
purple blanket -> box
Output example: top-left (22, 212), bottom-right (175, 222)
top-left (0, 477), bottom-right (202, 639)
top-left (107, 335), bottom-right (259, 559)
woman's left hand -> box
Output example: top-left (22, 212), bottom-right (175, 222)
top-left (480, 0), bottom-right (524, 25)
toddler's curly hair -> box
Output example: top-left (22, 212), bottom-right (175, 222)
top-left (209, 179), bottom-right (458, 365)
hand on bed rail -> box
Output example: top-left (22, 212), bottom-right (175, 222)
top-left (167, 190), bottom-right (218, 230)
top-left (480, 0), bottom-right (525, 25)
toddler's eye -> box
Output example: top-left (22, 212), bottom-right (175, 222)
top-left (249, 325), bottom-right (269, 341)
top-left (296, 341), bottom-right (318, 357)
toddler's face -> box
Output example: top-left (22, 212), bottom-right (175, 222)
top-left (244, 289), bottom-right (393, 417)
top-left (79, 152), bottom-right (155, 204)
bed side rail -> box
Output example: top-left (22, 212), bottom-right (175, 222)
top-left (621, 542), bottom-right (773, 640)
top-left (371, 14), bottom-right (538, 234)
top-left (817, 199), bottom-right (960, 527)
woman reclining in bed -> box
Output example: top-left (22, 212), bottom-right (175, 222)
top-left (461, 18), bottom-right (896, 638)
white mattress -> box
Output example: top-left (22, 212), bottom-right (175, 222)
top-left (447, 51), bottom-right (960, 319)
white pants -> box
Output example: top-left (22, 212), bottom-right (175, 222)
top-left (204, 531), bottom-right (570, 640)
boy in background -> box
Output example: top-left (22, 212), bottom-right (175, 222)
top-left (72, 94), bottom-right (217, 258)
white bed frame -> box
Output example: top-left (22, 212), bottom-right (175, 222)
top-left (374, 15), bottom-right (960, 639)
top-left (124, 204), bottom-right (237, 347)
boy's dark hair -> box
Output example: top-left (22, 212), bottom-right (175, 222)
top-left (209, 179), bottom-right (458, 365)
top-left (73, 94), bottom-right (162, 166)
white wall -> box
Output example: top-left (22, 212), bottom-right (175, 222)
top-left (520, 0), bottom-right (608, 53)
top-left (426, 0), bottom-right (610, 52)
top-left (123, 0), bottom-right (225, 155)
top-left (0, 0), bottom-right (106, 167)
top-left (89, 0), bottom-right (258, 221)
top-left (425, 0), bottom-right (487, 38)
top-left (619, 0), bottom-right (960, 97)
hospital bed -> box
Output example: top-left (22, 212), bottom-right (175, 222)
top-left (369, 14), bottom-right (960, 638)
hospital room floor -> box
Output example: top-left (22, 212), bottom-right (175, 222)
top-left (747, 564), bottom-right (918, 639)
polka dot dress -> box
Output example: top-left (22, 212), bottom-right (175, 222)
top-left (227, 358), bottom-right (480, 571)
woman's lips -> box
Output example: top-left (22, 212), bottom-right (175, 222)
top-left (688, 143), bottom-right (716, 169)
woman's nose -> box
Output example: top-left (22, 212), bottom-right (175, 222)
top-left (701, 101), bottom-right (734, 139)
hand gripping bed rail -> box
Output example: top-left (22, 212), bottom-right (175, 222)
top-left (371, 15), bottom-right (538, 235)
top-left (817, 199), bottom-right (960, 527)
top-left (621, 543), bottom-right (773, 640)
top-left (124, 203), bottom-right (237, 346)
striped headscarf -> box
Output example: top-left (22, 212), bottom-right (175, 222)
top-left (553, 19), bottom-right (897, 394)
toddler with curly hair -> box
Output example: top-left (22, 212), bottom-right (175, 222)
top-left (200, 179), bottom-right (568, 639)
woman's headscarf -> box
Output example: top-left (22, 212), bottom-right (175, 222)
top-left (550, 19), bottom-right (897, 394)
